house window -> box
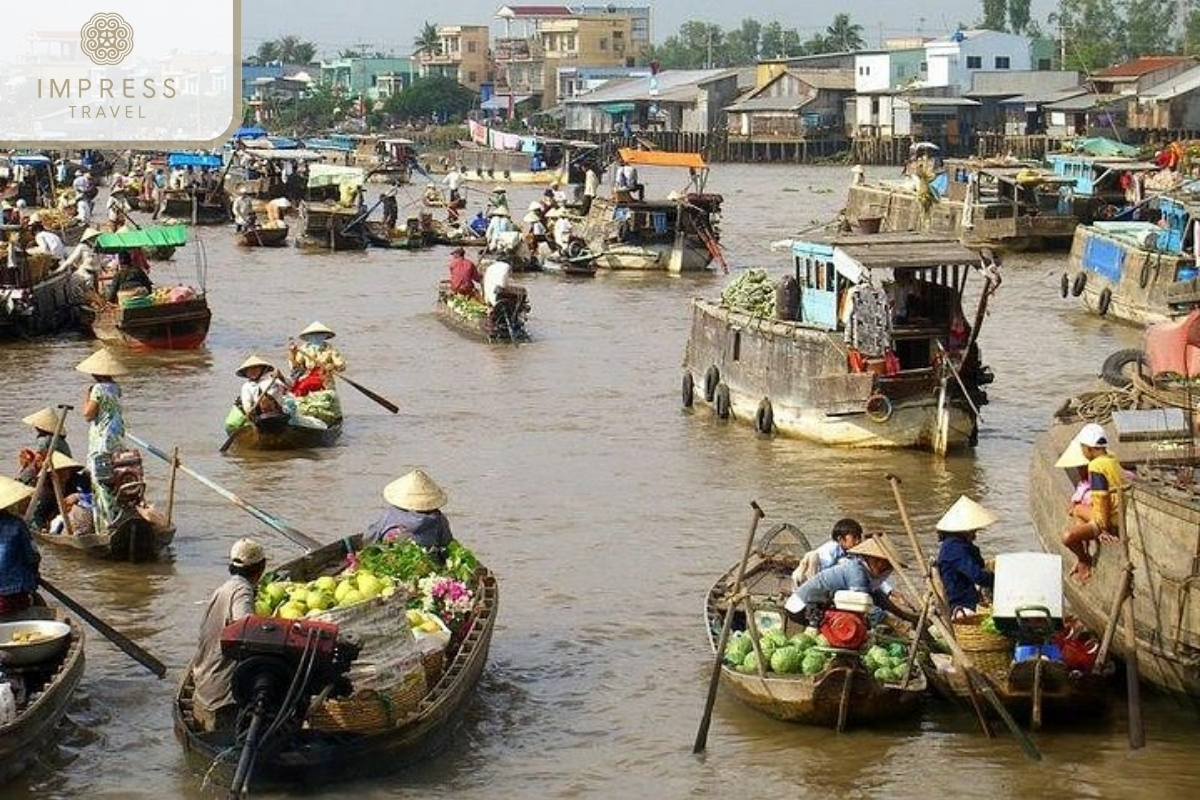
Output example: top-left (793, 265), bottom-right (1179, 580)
top-left (919, 61), bottom-right (927, 74)
top-left (468, 71), bottom-right (477, 83)
top-left (567, 34), bottom-right (576, 51)
top-left (994, 56), bottom-right (1010, 69)
top-left (967, 56), bottom-right (981, 69)
top-left (468, 41), bottom-right (477, 53)
top-left (600, 37), bottom-right (608, 51)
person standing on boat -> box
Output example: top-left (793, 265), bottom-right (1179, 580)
top-left (105, 189), bottom-right (131, 232)
top-left (365, 470), bottom-right (454, 565)
top-left (1062, 423), bottom-right (1125, 584)
top-left (792, 518), bottom-right (864, 586)
top-left (582, 164), bottom-right (599, 215)
top-left (442, 164), bottom-right (464, 205)
top-left (72, 170), bottom-right (94, 221)
top-left (231, 187), bottom-right (255, 233)
top-left (448, 247), bottom-right (483, 299)
top-left (935, 496), bottom-right (997, 617)
top-left (381, 190), bottom-right (399, 233)
top-left (287, 322), bottom-right (346, 394)
top-left (487, 186), bottom-right (509, 216)
top-left (77, 348), bottom-right (128, 524)
top-left (0, 476), bottom-right (40, 618)
top-left (17, 407), bottom-right (73, 485)
top-left (190, 538), bottom-right (268, 732)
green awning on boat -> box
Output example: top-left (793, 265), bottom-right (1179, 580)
top-left (95, 225), bottom-right (188, 252)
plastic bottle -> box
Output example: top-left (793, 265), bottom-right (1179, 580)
top-left (0, 681), bottom-right (16, 725)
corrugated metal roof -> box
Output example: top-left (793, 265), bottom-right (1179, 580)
top-left (568, 69), bottom-right (735, 104)
top-left (1142, 64), bottom-right (1200, 100)
top-left (1001, 89), bottom-right (1088, 105)
top-left (905, 96), bottom-right (980, 107)
top-left (1044, 92), bottom-right (1123, 111)
top-left (724, 95), bottom-right (810, 113)
top-left (969, 70), bottom-right (1082, 98)
top-left (1095, 56), bottom-right (1195, 78)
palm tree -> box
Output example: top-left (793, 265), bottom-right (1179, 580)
top-left (413, 22), bottom-right (441, 57)
top-left (825, 13), bottom-right (866, 52)
top-left (255, 40), bottom-right (281, 65)
top-left (276, 35), bottom-right (317, 64)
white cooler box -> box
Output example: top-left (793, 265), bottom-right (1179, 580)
top-left (992, 552), bottom-right (1063, 639)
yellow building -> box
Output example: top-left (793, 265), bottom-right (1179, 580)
top-left (418, 25), bottom-right (493, 91)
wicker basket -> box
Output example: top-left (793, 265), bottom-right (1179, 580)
top-left (422, 649), bottom-right (445, 685)
top-left (953, 614), bottom-right (1013, 676)
top-left (308, 667), bottom-right (427, 733)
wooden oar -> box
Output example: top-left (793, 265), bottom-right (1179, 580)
top-left (885, 474), bottom-right (951, 622)
top-left (39, 577), bottom-right (166, 678)
top-left (218, 424), bottom-right (245, 454)
top-left (337, 374), bottom-right (399, 414)
top-left (126, 431), bottom-right (321, 552)
top-left (1118, 496), bottom-right (1145, 749)
top-left (693, 500), bottom-right (765, 754)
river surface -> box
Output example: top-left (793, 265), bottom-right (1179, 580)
top-left (2, 164), bottom-right (1197, 799)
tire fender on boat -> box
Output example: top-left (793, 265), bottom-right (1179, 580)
top-left (1071, 272), bottom-right (1087, 297)
top-left (1097, 287), bottom-right (1112, 316)
top-left (682, 372), bottom-right (695, 408)
top-left (1060, 273), bottom-right (1070, 299)
top-left (703, 366), bottom-right (720, 402)
top-left (714, 383), bottom-right (731, 419)
top-left (1139, 259), bottom-right (1152, 289)
top-left (755, 398), bottom-right (774, 434)
top-left (1100, 348), bottom-right (1148, 388)
top-left (865, 393), bottom-right (893, 423)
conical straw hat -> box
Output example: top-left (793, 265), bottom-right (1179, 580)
top-left (75, 348), bottom-right (129, 376)
top-left (1055, 435), bottom-right (1090, 469)
top-left (383, 469), bottom-right (448, 512)
top-left (22, 407), bottom-right (65, 434)
top-left (936, 495), bottom-right (998, 533)
top-left (47, 451), bottom-right (82, 471)
top-left (848, 536), bottom-right (906, 567)
top-left (0, 475), bottom-right (35, 511)
top-left (235, 355), bottom-right (275, 378)
top-left (299, 321), bottom-right (335, 338)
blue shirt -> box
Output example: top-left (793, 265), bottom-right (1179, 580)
top-left (364, 506), bottom-right (453, 562)
top-left (937, 536), bottom-right (993, 612)
top-left (797, 556), bottom-right (888, 609)
top-left (0, 511), bottom-right (40, 596)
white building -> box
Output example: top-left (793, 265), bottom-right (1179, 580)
top-left (923, 29), bottom-right (1031, 92)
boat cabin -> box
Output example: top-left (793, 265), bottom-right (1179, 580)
top-left (0, 155), bottom-right (58, 208)
top-left (789, 233), bottom-right (998, 375)
top-left (933, 159), bottom-right (1076, 220)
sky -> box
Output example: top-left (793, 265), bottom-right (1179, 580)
top-left (241, 1), bottom-right (1060, 59)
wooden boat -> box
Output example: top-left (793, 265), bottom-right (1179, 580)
top-left (1058, 192), bottom-right (1200, 326)
top-left (459, 124), bottom-right (598, 185)
top-left (540, 246), bottom-right (598, 277)
top-left (78, 225), bottom-right (211, 350)
top-left (704, 522), bottom-right (926, 727)
top-left (296, 165), bottom-right (370, 252)
top-left (578, 149), bottom-right (724, 273)
top-left (683, 233), bottom-right (999, 453)
top-left (173, 533), bottom-right (498, 792)
top-left (435, 280), bottom-right (530, 344)
top-left (226, 411), bottom-right (343, 453)
top-left (844, 153), bottom-right (1079, 252)
top-left (1029, 330), bottom-right (1200, 698)
top-left (0, 606), bottom-right (86, 785)
top-left (235, 224), bottom-right (289, 248)
top-left (364, 217), bottom-right (434, 250)
top-left (428, 219), bottom-right (486, 249)
top-left (157, 152), bottom-right (230, 225)
top-left (0, 251), bottom-right (79, 338)
top-left (1045, 139), bottom-right (1162, 222)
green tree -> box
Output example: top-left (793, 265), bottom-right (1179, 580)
top-left (1054, 0), bottom-right (1123, 72)
top-left (276, 35), bottom-right (317, 64)
top-left (414, 22), bottom-right (441, 56)
top-left (1185, 0), bottom-right (1200, 54)
top-left (825, 13), bottom-right (866, 51)
top-left (982, 0), bottom-right (1008, 29)
top-left (1008, 0), bottom-right (1034, 32)
top-left (1121, 0), bottom-right (1179, 56)
top-left (383, 76), bottom-right (475, 122)
top-left (725, 19), bottom-right (763, 64)
top-left (254, 40), bottom-right (281, 64)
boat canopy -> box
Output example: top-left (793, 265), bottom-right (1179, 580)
top-left (793, 233), bottom-right (985, 283)
top-left (235, 125), bottom-right (267, 139)
top-left (307, 163), bottom-right (365, 188)
top-left (9, 154), bottom-right (52, 166)
top-left (95, 225), bottom-right (188, 252)
top-left (242, 148), bottom-right (326, 162)
top-left (617, 148), bottom-right (706, 169)
top-left (167, 152), bottom-right (223, 169)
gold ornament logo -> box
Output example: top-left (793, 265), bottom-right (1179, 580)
top-left (80, 12), bottom-right (134, 66)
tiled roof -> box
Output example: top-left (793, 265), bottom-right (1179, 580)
top-left (1094, 56), bottom-right (1195, 78)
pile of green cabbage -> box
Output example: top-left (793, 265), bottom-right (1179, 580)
top-left (861, 643), bottom-right (912, 683)
top-left (297, 389), bottom-right (342, 424)
top-left (723, 629), bottom-right (832, 676)
top-left (720, 269), bottom-right (776, 318)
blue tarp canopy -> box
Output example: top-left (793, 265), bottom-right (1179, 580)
top-left (235, 125), bottom-right (267, 139)
top-left (481, 94), bottom-right (533, 111)
top-left (95, 225), bottom-right (188, 252)
top-left (167, 152), bottom-right (223, 169)
top-left (10, 155), bottom-right (51, 165)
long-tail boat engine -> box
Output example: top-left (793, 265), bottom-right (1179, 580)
top-left (219, 615), bottom-right (359, 797)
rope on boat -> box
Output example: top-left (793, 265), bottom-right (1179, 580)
top-left (1052, 388), bottom-right (1138, 424)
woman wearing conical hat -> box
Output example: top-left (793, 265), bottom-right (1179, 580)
top-left (0, 475), bottom-right (40, 617)
top-left (364, 469), bottom-right (454, 565)
top-left (934, 495), bottom-right (997, 618)
top-left (16, 407), bottom-right (72, 485)
top-left (28, 452), bottom-right (90, 532)
top-left (287, 321), bottom-right (346, 395)
top-left (77, 348), bottom-right (129, 522)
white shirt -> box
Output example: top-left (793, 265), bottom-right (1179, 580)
top-left (553, 216), bottom-right (573, 244)
top-left (483, 261), bottom-right (512, 305)
top-left (584, 168), bottom-right (599, 198)
top-left (443, 169), bottom-right (463, 192)
top-left (34, 230), bottom-right (67, 260)
top-left (486, 215), bottom-right (515, 250)
top-left (240, 372), bottom-right (287, 415)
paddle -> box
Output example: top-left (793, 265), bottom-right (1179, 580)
top-left (1117, 498), bottom-right (1145, 749)
top-left (127, 431), bottom-right (321, 552)
top-left (337, 374), bottom-right (399, 414)
top-left (218, 425), bottom-right (246, 454)
top-left (885, 474), bottom-right (951, 622)
top-left (693, 500), bottom-right (765, 754)
top-left (38, 577), bottom-right (166, 678)
top-left (221, 372), bottom-right (287, 452)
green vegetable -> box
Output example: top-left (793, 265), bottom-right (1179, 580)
top-left (724, 632), bottom-right (752, 665)
top-left (887, 642), bottom-right (906, 659)
top-left (356, 540), bottom-right (436, 582)
top-left (801, 652), bottom-right (827, 676)
top-left (443, 541), bottom-right (480, 582)
top-left (770, 645), bottom-right (804, 674)
top-left (980, 615), bottom-right (1000, 635)
top-left (739, 650), bottom-right (761, 674)
top-left (874, 667), bottom-right (895, 682)
top-left (789, 633), bottom-right (816, 651)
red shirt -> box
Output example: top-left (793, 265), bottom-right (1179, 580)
top-left (449, 256), bottom-right (482, 295)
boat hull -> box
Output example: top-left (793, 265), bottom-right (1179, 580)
top-left (1029, 422), bottom-right (1200, 697)
top-left (298, 203), bottom-right (368, 252)
top-left (173, 534), bottom-right (498, 790)
top-left (1065, 224), bottom-right (1189, 326)
top-left (35, 507), bottom-right (175, 562)
top-left (79, 296), bottom-right (211, 350)
top-left (0, 608), bottom-right (86, 784)
top-left (236, 225), bottom-right (289, 247)
top-left (435, 283), bottom-right (530, 344)
top-left (682, 299), bottom-right (977, 450)
top-left (580, 197), bottom-right (721, 273)
top-left (0, 266), bottom-right (79, 338)
top-left (227, 418), bottom-right (344, 452)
